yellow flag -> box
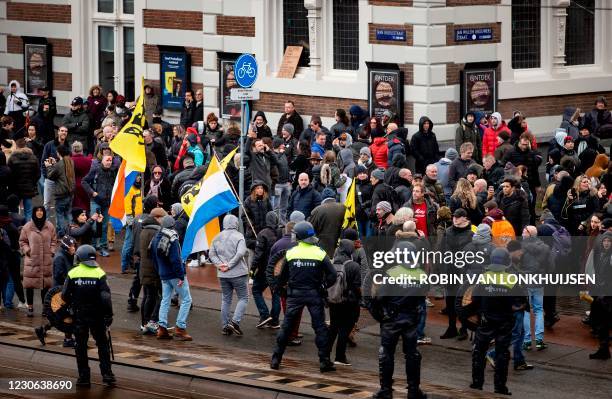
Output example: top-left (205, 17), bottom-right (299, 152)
top-left (110, 77), bottom-right (147, 172)
top-left (219, 147), bottom-right (238, 170)
top-left (342, 178), bottom-right (357, 231)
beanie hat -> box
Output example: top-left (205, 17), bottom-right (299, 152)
top-left (473, 223), bottom-right (492, 244)
top-left (467, 164), bottom-right (481, 176)
top-left (360, 147), bottom-right (371, 157)
top-left (491, 112), bottom-right (503, 124)
top-left (289, 211), bottom-right (305, 223)
top-left (355, 165), bottom-right (367, 175)
top-left (342, 228), bottom-right (359, 241)
top-left (490, 247), bottom-right (511, 266)
top-left (60, 235), bottom-right (76, 250)
top-left (376, 201), bottom-right (392, 214)
top-left (171, 203), bottom-right (183, 216)
top-left (321, 187), bottom-right (336, 201)
top-left (71, 207), bottom-right (85, 222)
top-left (536, 224), bottom-right (556, 237)
top-left (282, 123), bottom-right (294, 135)
top-left (371, 168), bottom-right (385, 180)
top-left (445, 148), bottom-right (459, 161)
top-left (272, 137), bottom-right (284, 149)
top-left (504, 162), bottom-right (517, 175)
top-left (161, 215), bottom-right (176, 229)
top-left (150, 207), bottom-right (168, 219)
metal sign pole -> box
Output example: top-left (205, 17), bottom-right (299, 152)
top-left (238, 99), bottom-right (246, 233)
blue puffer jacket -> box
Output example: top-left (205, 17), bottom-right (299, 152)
top-left (151, 230), bottom-right (185, 281)
top-left (287, 184), bottom-right (322, 218)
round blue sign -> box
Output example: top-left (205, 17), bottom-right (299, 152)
top-left (234, 54), bottom-right (258, 88)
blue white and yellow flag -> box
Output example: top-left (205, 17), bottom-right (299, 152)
top-left (182, 156), bottom-right (239, 260)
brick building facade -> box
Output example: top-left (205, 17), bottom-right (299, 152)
top-left (1, 0), bottom-right (611, 143)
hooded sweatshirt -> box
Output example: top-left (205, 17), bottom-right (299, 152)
top-left (410, 116), bottom-right (440, 173)
top-left (4, 80), bottom-right (29, 114)
top-left (482, 112), bottom-right (511, 157)
top-left (209, 214), bottom-right (248, 279)
top-left (435, 148), bottom-right (458, 198)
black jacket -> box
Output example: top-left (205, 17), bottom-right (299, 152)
top-left (8, 147), bottom-right (40, 198)
top-left (243, 182), bottom-right (273, 248)
top-left (170, 165), bottom-right (195, 202)
top-left (82, 161), bottom-right (118, 207)
top-left (62, 263), bottom-right (112, 322)
top-left (53, 247), bottom-right (74, 286)
top-left (502, 144), bottom-right (542, 188)
top-left (483, 161), bottom-right (505, 187)
top-left (69, 219), bottom-right (100, 246)
top-left (370, 181), bottom-right (397, 220)
top-left (287, 184), bottom-right (321, 218)
top-left (410, 116), bottom-right (440, 174)
top-left (496, 190), bottom-right (530, 236)
top-left (251, 212), bottom-right (281, 277)
top-left (356, 178), bottom-right (373, 221)
top-left (276, 111), bottom-right (304, 139)
top-left (180, 100), bottom-right (196, 127)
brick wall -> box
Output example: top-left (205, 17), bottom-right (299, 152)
top-left (404, 102), bottom-right (414, 125)
top-left (399, 64), bottom-right (414, 86)
top-left (253, 93), bottom-right (368, 119)
top-left (7, 2), bottom-right (71, 23)
top-left (369, 0), bottom-right (413, 5)
top-left (8, 69), bottom-right (71, 91)
top-left (216, 16), bottom-right (256, 37)
top-left (498, 91), bottom-right (612, 119)
top-left (143, 44), bottom-right (203, 67)
top-left (446, 0), bottom-right (500, 5)
top-left (447, 23), bottom-right (501, 46)
top-left (369, 24), bottom-right (413, 46)
top-left (447, 102), bottom-right (460, 124)
top-left (446, 63), bottom-right (465, 85)
top-left (7, 35), bottom-right (72, 57)
top-left (143, 9), bottom-right (202, 31)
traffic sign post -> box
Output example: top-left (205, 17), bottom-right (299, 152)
top-left (235, 54), bottom-right (258, 231)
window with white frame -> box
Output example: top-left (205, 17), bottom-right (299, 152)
top-left (565, 0), bottom-right (595, 66)
top-left (94, 0), bottom-right (135, 99)
top-left (283, 0), bottom-right (310, 67)
top-left (332, 0), bottom-right (359, 71)
top-left (511, 0), bottom-right (541, 69)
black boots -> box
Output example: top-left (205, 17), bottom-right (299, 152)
top-left (371, 387), bottom-right (393, 399)
top-left (319, 358), bottom-right (336, 373)
top-left (270, 353), bottom-right (281, 370)
top-left (439, 327), bottom-right (458, 339)
top-left (126, 299), bottom-right (139, 312)
top-left (102, 373), bottom-right (116, 386)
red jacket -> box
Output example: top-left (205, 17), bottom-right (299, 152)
top-left (71, 153), bottom-right (93, 212)
top-left (482, 121), bottom-right (511, 157)
top-left (370, 137), bottom-right (388, 169)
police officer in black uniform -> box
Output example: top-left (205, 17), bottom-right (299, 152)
top-left (365, 241), bottom-right (428, 399)
top-left (470, 247), bottom-right (526, 396)
top-left (62, 244), bottom-right (115, 387)
top-left (270, 221), bottom-right (337, 372)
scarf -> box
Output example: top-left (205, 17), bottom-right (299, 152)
top-left (149, 178), bottom-right (162, 198)
top-left (32, 207), bottom-right (46, 231)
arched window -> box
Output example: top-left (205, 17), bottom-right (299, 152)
top-left (283, 0), bottom-right (310, 67)
top-left (332, 0), bottom-right (359, 71)
top-left (511, 0), bottom-right (541, 69)
top-left (565, 0), bottom-right (595, 65)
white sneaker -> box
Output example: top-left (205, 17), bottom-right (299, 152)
top-left (417, 337), bottom-right (432, 345)
top-left (188, 259), bottom-right (199, 268)
top-left (425, 298), bottom-right (434, 307)
top-left (146, 321), bottom-right (159, 334)
top-left (18, 302), bottom-right (28, 309)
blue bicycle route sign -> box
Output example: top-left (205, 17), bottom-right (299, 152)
top-left (234, 54), bottom-right (258, 88)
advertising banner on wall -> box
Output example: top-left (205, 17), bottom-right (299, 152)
top-left (367, 63), bottom-right (403, 121)
top-left (160, 48), bottom-right (190, 110)
top-left (219, 58), bottom-right (242, 120)
top-left (461, 63), bottom-right (498, 116)
top-left (24, 41), bottom-right (52, 96)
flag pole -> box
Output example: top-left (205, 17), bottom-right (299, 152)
top-left (214, 150), bottom-right (257, 238)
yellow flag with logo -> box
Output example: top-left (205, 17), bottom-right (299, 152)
top-left (342, 178), bottom-right (357, 231)
top-left (109, 77), bottom-right (147, 172)
top-left (219, 147), bottom-right (238, 170)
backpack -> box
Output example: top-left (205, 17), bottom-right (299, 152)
top-left (488, 217), bottom-right (516, 247)
top-left (327, 260), bottom-right (351, 304)
top-left (455, 283), bottom-right (481, 331)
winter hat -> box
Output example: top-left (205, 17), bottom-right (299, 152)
top-left (445, 148), bottom-right (459, 161)
top-left (355, 165), bottom-right (367, 175)
top-left (473, 223), bottom-right (492, 244)
top-left (371, 168), bottom-right (385, 181)
top-left (564, 136), bottom-right (574, 143)
top-left (282, 123), bottom-right (294, 135)
top-left (272, 137), bottom-right (284, 149)
top-left (71, 97), bottom-right (84, 106)
top-left (171, 203), bottom-right (183, 216)
top-left (321, 187), bottom-right (336, 201)
top-left (491, 112), bottom-right (503, 124)
top-left (382, 110), bottom-right (393, 119)
top-left (71, 207), bottom-right (85, 221)
top-left (466, 164), bottom-right (481, 177)
top-left (60, 235), bottom-right (76, 251)
top-left (376, 201), bottom-right (392, 214)
top-left (161, 215), bottom-right (176, 229)
top-left (143, 195), bottom-right (159, 213)
top-left (453, 208), bottom-right (468, 218)
top-left (490, 247), bottom-right (511, 267)
top-left (536, 224), bottom-right (556, 237)
top-left (187, 134), bottom-right (198, 146)
top-left (360, 147), bottom-right (371, 157)
top-left (342, 228), bottom-right (359, 241)
top-left (150, 207), bottom-right (168, 219)
top-left (484, 200), bottom-right (498, 211)
top-left (289, 211), bottom-right (306, 223)
top-left (504, 162), bottom-right (517, 175)
top-left (602, 218), bottom-right (612, 230)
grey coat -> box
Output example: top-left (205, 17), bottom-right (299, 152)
top-left (209, 214), bottom-right (249, 279)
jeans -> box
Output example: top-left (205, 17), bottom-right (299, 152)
top-left (220, 276), bottom-right (249, 327)
top-left (159, 278), bottom-right (192, 329)
top-left (416, 299), bottom-right (427, 339)
top-left (22, 197), bottom-right (33, 222)
top-left (252, 275), bottom-right (281, 323)
top-left (43, 179), bottom-right (55, 218)
top-left (121, 225), bottom-right (134, 272)
top-left (90, 201), bottom-right (109, 249)
top-left (487, 310), bottom-right (526, 367)
top-left (55, 196), bottom-right (72, 236)
top-left (524, 287), bottom-right (544, 343)
top-left (357, 218), bottom-right (373, 239)
top-left (272, 182), bottom-right (291, 223)
top-left (3, 275), bottom-right (14, 307)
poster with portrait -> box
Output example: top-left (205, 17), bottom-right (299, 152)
top-left (367, 64), bottom-right (403, 121)
top-left (219, 59), bottom-right (242, 120)
top-left (159, 48), bottom-right (190, 110)
top-left (461, 67), bottom-right (497, 116)
top-left (24, 42), bottom-right (51, 96)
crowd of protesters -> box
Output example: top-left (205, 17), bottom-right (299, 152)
top-left (1, 79), bottom-right (611, 396)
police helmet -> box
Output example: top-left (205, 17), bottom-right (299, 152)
top-left (75, 244), bottom-right (99, 267)
top-left (293, 221), bottom-right (318, 244)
